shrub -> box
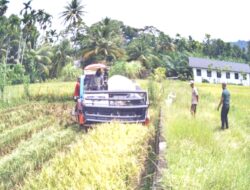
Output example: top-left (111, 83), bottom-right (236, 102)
top-left (8, 64), bottom-right (25, 85)
top-left (60, 63), bottom-right (82, 81)
top-left (125, 61), bottom-right (144, 79)
top-left (202, 78), bottom-right (209, 83)
top-left (153, 67), bottom-right (166, 82)
top-left (109, 61), bottom-right (126, 77)
top-left (109, 61), bottom-right (144, 79)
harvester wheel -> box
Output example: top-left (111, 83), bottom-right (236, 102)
top-left (80, 124), bottom-right (88, 133)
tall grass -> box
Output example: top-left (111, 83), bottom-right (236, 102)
top-left (23, 123), bottom-right (152, 190)
top-left (162, 81), bottom-right (250, 190)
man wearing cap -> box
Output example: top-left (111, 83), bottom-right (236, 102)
top-left (190, 80), bottom-right (199, 117)
top-left (217, 82), bottom-right (230, 129)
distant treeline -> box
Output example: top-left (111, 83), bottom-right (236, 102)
top-left (1, 0), bottom-right (250, 86)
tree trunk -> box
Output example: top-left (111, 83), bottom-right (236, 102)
top-left (17, 32), bottom-right (23, 64)
top-left (20, 36), bottom-right (27, 65)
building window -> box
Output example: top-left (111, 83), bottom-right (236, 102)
top-left (235, 73), bottom-right (239, 79)
top-left (217, 71), bottom-right (221, 78)
top-left (243, 73), bottom-right (247, 80)
top-left (226, 72), bottom-right (230, 79)
top-left (207, 70), bottom-right (212, 77)
top-left (196, 69), bottom-right (201, 76)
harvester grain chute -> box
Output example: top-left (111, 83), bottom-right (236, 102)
top-left (74, 63), bottom-right (150, 127)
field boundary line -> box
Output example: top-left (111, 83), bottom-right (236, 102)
top-left (152, 106), bottom-right (167, 190)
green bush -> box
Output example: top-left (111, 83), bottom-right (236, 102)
top-left (202, 78), bottom-right (209, 83)
top-left (8, 64), bottom-right (25, 85)
top-left (60, 63), bottom-right (82, 81)
top-left (153, 67), bottom-right (166, 82)
top-left (109, 61), bottom-right (126, 77)
top-left (109, 61), bottom-right (144, 79)
top-left (125, 61), bottom-right (144, 79)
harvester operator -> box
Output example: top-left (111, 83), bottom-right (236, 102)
top-left (94, 68), bottom-right (103, 90)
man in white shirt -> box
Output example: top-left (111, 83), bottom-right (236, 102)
top-left (190, 80), bottom-right (199, 117)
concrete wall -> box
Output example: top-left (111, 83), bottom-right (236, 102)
top-left (192, 68), bottom-right (250, 86)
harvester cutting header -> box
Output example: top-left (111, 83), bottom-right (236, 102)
top-left (73, 63), bottom-right (150, 127)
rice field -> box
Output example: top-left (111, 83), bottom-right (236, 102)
top-left (23, 123), bottom-right (152, 190)
top-left (1, 80), bottom-right (248, 190)
top-left (0, 82), bottom-right (75, 109)
top-left (162, 81), bottom-right (250, 190)
top-left (0, 82), bottom-right (155, 190)
top-left (0, 102), bottom-right (81, 189)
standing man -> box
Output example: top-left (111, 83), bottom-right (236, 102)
top-left (190, 80), bottom-right (199, 117)
top-left (217, 82), bottom-right (230, 129)
top-left (73, 77), bottom-right (80, 101)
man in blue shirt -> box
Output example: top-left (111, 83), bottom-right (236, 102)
top-left (217, 82), bottom-right (230, 129)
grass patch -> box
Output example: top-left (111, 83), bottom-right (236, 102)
top-left (162, 81), bottom-right (250, 190)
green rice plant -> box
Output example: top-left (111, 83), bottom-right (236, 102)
top-left (147, 79), bottom-right (165, 107)
top-left (0, 98), bottom-right (28, 110)
top-left (0, 126), bottom-right (78, 190)
top-left (0, 116), bottom-right (54, 156)
top-left (23, 123), bottom-right (152, 190)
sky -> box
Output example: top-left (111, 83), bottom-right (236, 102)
top-left (6, 0), bottom-right (250, 42)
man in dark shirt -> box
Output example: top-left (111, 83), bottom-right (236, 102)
top-left (217, 82), bottom-right (230, 129)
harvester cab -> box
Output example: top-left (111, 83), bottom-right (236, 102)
top-left (74, 63), bottom-right (150, 127)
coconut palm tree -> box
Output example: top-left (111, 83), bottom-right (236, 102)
top-left (50, 39), bottom-right (73, 78)
top-left (61, 0), bottom-right (85, 26)
top-left (36, 9), bottom-right (52, 30)
top-left (20, 0), bottom-right (32, 15)
top-left (61, 0), bottom-right (85, 57)
top-left (45, 29), bottom-right (58, 43)
top-left (164, 51), bottom-right (192, 80)
top-left (82, 18), bottom-right (124, 64)
top-left (0, 0), bottom-right (9, 16)
top-left (6, 15), bottom-right (21, 64)
top-left (156, 32), bottom-right (175, 54)
top-left (23, 43), bottom-right (53, 82)
top-left (126, 33), bottom-right (160, 69)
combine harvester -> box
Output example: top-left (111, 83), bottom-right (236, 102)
top-left (74, 63), bottom-right (150, 128)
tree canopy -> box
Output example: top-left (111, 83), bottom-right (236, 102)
top-left (1, 0), bottom-right (250, 84)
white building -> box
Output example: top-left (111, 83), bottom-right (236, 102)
top-left (189, 57), bottom-right (250, 86)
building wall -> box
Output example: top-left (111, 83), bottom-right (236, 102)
top-left (245, 73), bottom-right (250, 86)
top-left (192, 68), bottom-right (250, 86)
